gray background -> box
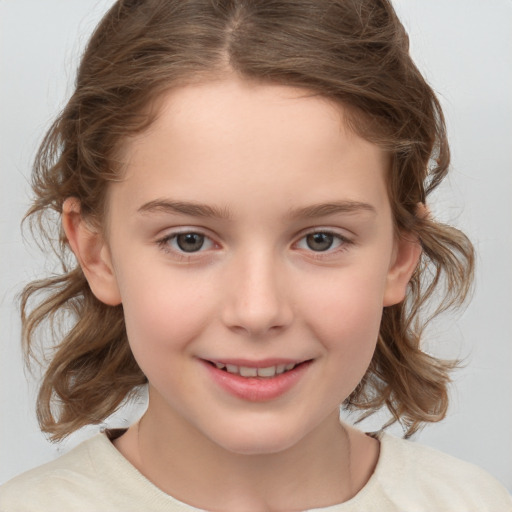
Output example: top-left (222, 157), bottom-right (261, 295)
top-left (1, 0), bottom-right (511, 490)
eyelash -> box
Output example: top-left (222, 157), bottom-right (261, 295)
top-left (156, 230), bottom-right (216, 261)
top-left (156, 229), bottom-right (353, 260)
top-left (294, 230), bottom-right (353, 257)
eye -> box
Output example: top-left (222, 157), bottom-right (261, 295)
top-left (305, 232), bottom-right (335, 252)
top-left (159, 231), bottom-right (215, 253)
top-left (175, 233), bottom-right (206, 252)
top-left (295, 231), bottom-right (348, 252)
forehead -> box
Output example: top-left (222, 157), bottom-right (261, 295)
top-left (111, 77), bottom-right (390, 217)
top-left (123, 78), bottom-right (347, 158)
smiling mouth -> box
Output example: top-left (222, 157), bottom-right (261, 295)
top-left (205, 361), bottom-right (310, 378)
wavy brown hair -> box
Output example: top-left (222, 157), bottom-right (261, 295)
top-left (21, 0), bottom-right (474, 441)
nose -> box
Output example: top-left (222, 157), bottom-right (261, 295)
top-left (221, 250), bottom-right (294, 337)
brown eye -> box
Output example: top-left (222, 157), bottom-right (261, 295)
top-left (176, 233), bottom-right (205, 252)
top-left (305, 233), bottom-right (335, 252)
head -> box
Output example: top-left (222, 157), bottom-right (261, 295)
top-left (23, 0), bottom-right (474, 441)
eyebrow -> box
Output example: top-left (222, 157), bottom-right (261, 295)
top-left (137, 198), bottom-right (376, 220)
top-left (285, 200), bottom-right (376, 219)
top-left (137, 199), bottom-right (232, 219)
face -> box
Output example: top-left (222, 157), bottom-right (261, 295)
top-left (88, 78), bottom-right (417, 455)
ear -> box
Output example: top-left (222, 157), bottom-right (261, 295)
top-left (62, 197), bottom-right (122, 306)
top-left (383, 232), bottom-right (422, 307)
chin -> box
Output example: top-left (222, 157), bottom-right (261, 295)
top-left (207, 421), bottom-right (307, 456)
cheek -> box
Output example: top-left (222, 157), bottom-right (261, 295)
top-left (304, 268), bottom-right (386, 380)
top-left (308, 264), bottom-right (386, 334)
top-left (116, 268), bottom-right (214, 362)
top-left (317, 292), bottom-right (382, 358)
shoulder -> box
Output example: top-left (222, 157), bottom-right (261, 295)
top-left (372, 433), bottom-right (512, 511)
top-left (0, 432), bottom-right (202, 512)
top-left (0, 434), bottom-right (108, 511)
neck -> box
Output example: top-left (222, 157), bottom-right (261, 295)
top-left (114, 398), bottom-right (378, 511)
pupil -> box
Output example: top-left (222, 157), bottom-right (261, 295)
top-left (176, 233), bottom-right (204, 252)
top-left (306, 233), bottom-right (333, 251)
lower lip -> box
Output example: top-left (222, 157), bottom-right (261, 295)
top-left (202, 360), bottom-right (312, 402)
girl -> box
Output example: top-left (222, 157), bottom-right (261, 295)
top-left (1, 0), bottom-right (510, 510)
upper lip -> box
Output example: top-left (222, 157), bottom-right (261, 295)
top-left (202, 358), bottom-right (310, 368)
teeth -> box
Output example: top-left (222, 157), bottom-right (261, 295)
top-left (212, 361), bottom-right (298, 378)
top-left (276, 364), bottom-right (286, 374)
top-left (257, 366), bottom-right (276, 377)
top-left (239, 366), bottom-right (258, 377)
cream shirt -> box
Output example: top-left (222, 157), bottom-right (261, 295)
top-left (1, 431), bottom-right (510, 511)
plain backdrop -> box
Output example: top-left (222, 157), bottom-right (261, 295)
top-left (1, 0), bottom-right (511, 490)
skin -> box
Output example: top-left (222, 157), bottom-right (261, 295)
top-left (63, 77), bottom-right (421, 511)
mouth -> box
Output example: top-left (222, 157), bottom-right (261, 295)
top-left (201, 358), bottom-right (313, 401)
top-left (204, 360), bottom-right (311, 378)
